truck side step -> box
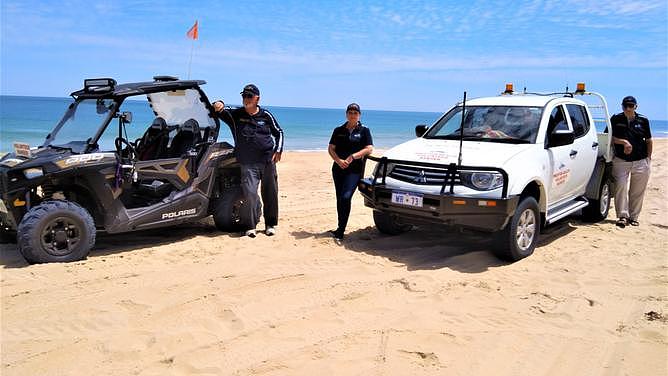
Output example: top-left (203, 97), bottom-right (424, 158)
top-left (546, 197), bottom-right (589, 224)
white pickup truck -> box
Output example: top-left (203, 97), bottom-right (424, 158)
top-left (358, 83), bottom-right (613, 261)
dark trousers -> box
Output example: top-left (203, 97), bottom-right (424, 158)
top-left (332, 168), bottom-right (361, 233)
top-left (240, 161), bottom-right (278, 230)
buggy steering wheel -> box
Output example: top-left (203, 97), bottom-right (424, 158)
top-left (115, 137), bottom-right (137, 161)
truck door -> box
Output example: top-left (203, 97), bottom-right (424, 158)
top-left (564, 104), bottom-right (597, 196)
top-left (545, 105), bottom-right (574, 205)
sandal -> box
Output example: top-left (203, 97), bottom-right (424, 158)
top-left (615, 218), bottom-right (627, 228)
top-left (629, 220), bottom-right (640, 226)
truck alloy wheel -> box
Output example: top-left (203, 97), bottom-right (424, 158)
top-left (492, 196), bottom-right (540, 261)
top-left (515, 207), bottom-right (537, 251)
top-left (596, 182), bottom-right (610, 216)
top-left (583, 179), bottom-right (610, 222)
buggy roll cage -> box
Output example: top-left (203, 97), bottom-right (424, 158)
top-left (43, 76), bottom-right (223, 154)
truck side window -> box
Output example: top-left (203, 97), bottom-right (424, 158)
top-left (565, 104), bottom-right (590, 138)
top-left (547, 105), bottom-right (569, 133)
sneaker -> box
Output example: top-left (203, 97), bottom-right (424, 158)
top-left (265, 226), bottom-right (276, 236)
top-left (245, 229), bottom-right (257, 238)
top-left (615, 218), bottom-right (627, 228)
top-left (629, 219), bottom-right (640, 226)
top-left (328, 229), bottom-right (344, 240)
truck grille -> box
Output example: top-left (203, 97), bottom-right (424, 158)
top-left (389, 165), bottom-right (461, 186)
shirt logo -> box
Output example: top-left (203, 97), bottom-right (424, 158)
top-left (257, 120), bottom-right (265, 126)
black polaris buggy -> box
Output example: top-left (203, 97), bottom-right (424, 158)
top-left (0, 76), bottom-right (256, 263)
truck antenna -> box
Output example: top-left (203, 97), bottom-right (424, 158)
top-left (458, 91), bottom-right (467, 167)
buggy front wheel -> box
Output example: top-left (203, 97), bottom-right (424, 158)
top-left (17, 200), bottom-right (96, 264)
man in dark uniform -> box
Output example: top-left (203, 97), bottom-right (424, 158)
top-left (212, 84), bottom-right (284, 237)
top-left (610, 96), bottom-right (652, 228)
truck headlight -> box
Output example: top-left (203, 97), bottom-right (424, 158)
top-left (371, 162), bottom-right (394, 180)
top-left (23, 167), bottom-right (44, 179)
top-left (461, 172), bottom-right (503, 191)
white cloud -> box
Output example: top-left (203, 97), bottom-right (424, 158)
top-left (571, 0), bottom-right (666, 16)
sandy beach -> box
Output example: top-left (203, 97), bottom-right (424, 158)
top-left (1, 140), bottom-right (667, 375)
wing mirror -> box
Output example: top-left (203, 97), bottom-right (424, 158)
top-left (119, 111), bottom-right (133, 124)
top-left (415, 124), bottom-right (428, 137)
top-left (548, 130), bottom-right (574, 147)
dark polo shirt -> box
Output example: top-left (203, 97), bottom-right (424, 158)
top-left (610, 112), bottom-right (651, 161)
top-left (329, 122), bottom-right (373, 174)
top-left (217, 106), bottom-right (284, 164)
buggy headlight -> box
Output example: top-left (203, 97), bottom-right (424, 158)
top-left (23, 167), bottom-right (44, 179)
top-left (461, 172), bottom-right (503, 191)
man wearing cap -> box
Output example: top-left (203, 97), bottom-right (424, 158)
top-left (212, 84), bottom-right (284, 237)
top-left (610, 96), bottom-right (652, 228)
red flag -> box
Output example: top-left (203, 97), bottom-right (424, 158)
top-left (186, 20), bottom-right (198, 40)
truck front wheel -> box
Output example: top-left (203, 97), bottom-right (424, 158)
top-left (373, 210), bottom-right (411, 235)
top-left (17, 200), bottom-right (96, 264)
top-left (492, 197), bottom-right (539, 261)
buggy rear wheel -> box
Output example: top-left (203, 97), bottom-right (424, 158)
top-left (212, 187), bottom-right (259, 232)
top-left (17, 200), bottom-right (96, 264)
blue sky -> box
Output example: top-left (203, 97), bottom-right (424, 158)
top-left (2, 0), bottom-right (667, 118)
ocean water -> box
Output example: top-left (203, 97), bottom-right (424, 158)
top-left (1, 95), bottom-right (666, 154)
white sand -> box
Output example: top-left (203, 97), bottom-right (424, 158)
top-left (2, 140), bottom-right (667, 375)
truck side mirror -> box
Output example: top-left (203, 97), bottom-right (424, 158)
top-left (548, 130), bottom-right (574, 147)
top-left (415, 125), bottom-right (427, 137)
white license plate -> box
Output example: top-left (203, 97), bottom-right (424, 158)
top-left (391, 191), bottom-right (423, 207)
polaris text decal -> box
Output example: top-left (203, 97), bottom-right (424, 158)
top-left (161, 208), bottom-right (197, 219)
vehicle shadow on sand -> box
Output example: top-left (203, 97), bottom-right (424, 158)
top-left (0, 219), bottom-right (238, 268)
top-left (292, 218), bottom-right (582, 273)
top-left (292, 224), bottom-right (506, 273)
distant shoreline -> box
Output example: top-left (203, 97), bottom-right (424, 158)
top-left (0, 94), bottom-right (443, 115)
top-left (2, 94), bottom-right (667, 120)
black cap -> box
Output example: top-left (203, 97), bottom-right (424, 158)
top-left (240, 84), bottom-right (260, 96)
top-left (346, 103), bottom-right (361, 113)
top-left (622, 96), bottom-right (637, 105)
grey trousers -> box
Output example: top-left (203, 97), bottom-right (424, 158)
top-left (240, 161), bottom-right (279, 230)
top-left (612, 157), bottom-right (651, 221)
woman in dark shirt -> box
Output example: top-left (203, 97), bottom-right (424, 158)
top-left (327, 103), bottom-right (374, 240)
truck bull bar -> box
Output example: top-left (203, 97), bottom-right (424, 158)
top-left (366, 155), bottom-right (509, 199)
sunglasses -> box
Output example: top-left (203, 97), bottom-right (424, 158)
top-left (241, 93), bottom-right (255, 99)
top-left (623, 103), bottom-right (636, 108)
